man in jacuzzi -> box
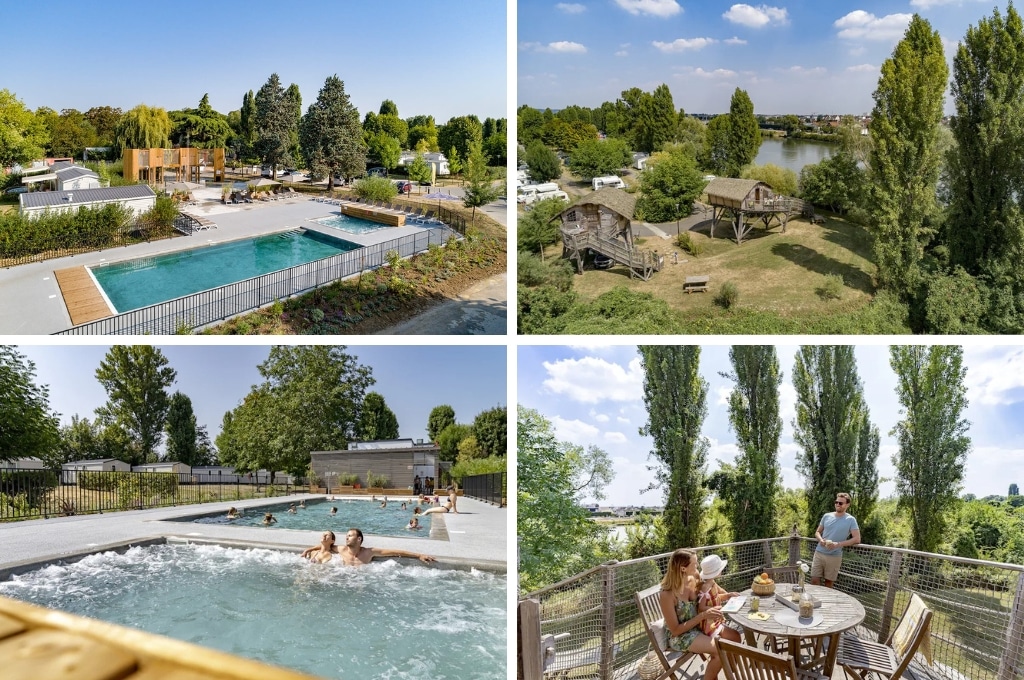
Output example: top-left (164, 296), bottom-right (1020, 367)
top-left (300, 528), bottom-right (435, 566)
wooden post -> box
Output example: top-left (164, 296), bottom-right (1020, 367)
top-left (600, 561), bottom-right (618, 680)
top-left (878, 551), bottom-right (903, 643)
top-left (763, 540), bottom-right (775, 569)
top-left (788, 526), bottom-right (801, 566)
top-left (997, 575), bottom-right (1024, 680)
top-left (518, 598), bottom-right (542, 680)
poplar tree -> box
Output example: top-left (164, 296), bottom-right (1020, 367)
top-left (356, 392), bottom-right (399, 441)
top-left (868, 15), bottom-right (948, 298)
top-left (890, 345), bottom-right (970, 553)
top-left (722, 346), bottom-right (783, 542)
top-left (427, 405), bottom-right (456, 441)
top-left (791, 346), bottom-right (864, 535)
top-left (726, 88), bottom-right (761, 176)
top-left (852, 413), bottom-right (881, 542)
top-left (299, 75), bottom-right (366, 190)
top-left (639, 345), bottom-right (709, 550)
top-left (165, 391), bottom-right (199, 465)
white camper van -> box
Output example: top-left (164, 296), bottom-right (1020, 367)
top-left (517, 182), bottom-right (561, 204)
top-left (592, 176), bottom-right (626, 191)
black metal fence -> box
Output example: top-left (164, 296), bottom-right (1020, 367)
top-left (54, 226), bottom-right (458, 335)
top-left (0, 468), bottom-right (296, 521)
top-left (462, 472), bottom-right (506, 507)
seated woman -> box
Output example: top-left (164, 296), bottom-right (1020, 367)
top-left (226, 507), bottom-right (240, 520)
top-left (658, 549), bottom-right (741, 680)
top-left (421, 501), bottom-right (453, 515)
top-left (300, 531), bottom-right (338, 563)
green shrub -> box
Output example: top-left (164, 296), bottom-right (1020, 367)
top-left (714, 281), bottom-right (740, 309)
top-left (365, 470), bottom-right (389, 488)
top-left (114, 473), bottom-right (179, 510)
top-left (675, 232), bottom-right (705, 257)
top-left (0, 470), bottom-right (57, 510)
top-left (450, 455), bottom-right (506, 480)
top-left (353, 176), bottom-right (398, 201)
top-left (818, 274), bottom-right (844, 300)
top-left (518, 284), bottom-right (578, 333)
top-left (337, 473), bottom-right (360, 486)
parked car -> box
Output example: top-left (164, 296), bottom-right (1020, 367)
top-left (3, 187), bottom-right (28, 195)
top-left (593, 253), bottom-right (614, 269)
top-left (367, 167), bottom-right (388, 178)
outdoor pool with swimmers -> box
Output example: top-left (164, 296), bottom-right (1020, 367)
top-left (180, 498), bottom-right (428, 538)
top-left (0, 543), bottom-right (506, 679)
top-left (90, 229), bottom-right (359, 313)
top-left (313, 213), bottom-right (391, 235)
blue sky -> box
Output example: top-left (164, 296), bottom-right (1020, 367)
top-left (518, 344), bottom-right (1024, 506)
top-left (4, 1), bottom-right (505, 122)
top-left (15, 344), bottom-right (506, 449)
top-left (518, 0), bottom-right (1009, 115)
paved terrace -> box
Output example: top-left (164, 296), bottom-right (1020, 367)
top-left (0, 189), bottom-right (449, 334)
top-left (0, 494), bottom-right (507, 576)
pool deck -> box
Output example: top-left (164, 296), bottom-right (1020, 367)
top-left (0, 192), bottom-right (443, 334)
top-left (0, 494), bottom-right (507, 576)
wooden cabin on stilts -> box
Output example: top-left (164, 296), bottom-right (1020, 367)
top-left (704, 178), bottom-right (802, 245)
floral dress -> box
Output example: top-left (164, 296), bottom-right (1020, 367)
top-left (666, 596), bottom-right (701, 652)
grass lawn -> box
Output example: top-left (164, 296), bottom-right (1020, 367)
top-left (566, 213), bottom-right (876, 322)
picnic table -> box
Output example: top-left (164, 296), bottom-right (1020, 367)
top-left (684, 275), bottom-right (710, 293)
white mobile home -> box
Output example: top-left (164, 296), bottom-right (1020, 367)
top-left (132, 462), bottom-right (191, 475)
top-left (592, 176), bottom-right (626, 191)
top-left (19, 185), bottom-right (156, 218)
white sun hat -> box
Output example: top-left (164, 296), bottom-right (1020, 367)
top-left (700, 554), bottom-right (728, 580)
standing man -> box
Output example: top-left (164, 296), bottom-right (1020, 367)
top-left (811, 492), bottom-right (861, 588)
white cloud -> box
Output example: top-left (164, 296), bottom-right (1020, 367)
top-left (615, 50), bottom-right (630, 57)
top-left (550, 415), bottom-right (601, 443)
top-left (965, 347), bottom-right (1024, 406)
top-left (556, 2), bottom-right (587, 14)
top-left (779, 382), bottom-right (797, 427)
top-left (707, 438), bottom-right (741, 466)
top-left (910, 0), bottom-right (985, 8)
top-left (590, 409), bottom-right (611, 423)
top-left (724, 36), bottom-right (748, 45)
top-left (964, 446), bottom-right (1024, 498)
top-left (723, 4), bottom-right (789, 28)
top-left (715, 385), bottom-right (733, 405)
top-left (834, 11), bottom-right (912, 41)
top-left (693, 67), bottom-right (738, 78)
top-left (614, 0), bottom-right (682, 18)
top-left (542, 356), bottom-right (644, 404)
top-left (846, 63), bottom-right (877, 73)
top-left (784, 65), bottom-right (827, 76)
top-left (605, 432), bottom-right (628, 444)
top-left (520, 41), bottom-right (588, 53)
top-left (617, 416), bottom-right (631, 424)
top-left (653, 37), bottom-right (718, 52)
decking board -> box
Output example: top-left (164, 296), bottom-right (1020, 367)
top-left (54, 266), bottom-right (114, 325)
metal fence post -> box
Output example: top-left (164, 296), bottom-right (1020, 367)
top-left (878, 550), bottom-right (903, 643)
top-left (997, 574), bottom-right (1024, 680)
top-left (600, 561), bottom-right (618, 680)
top-left (518, 598), bottom-right (542, 680)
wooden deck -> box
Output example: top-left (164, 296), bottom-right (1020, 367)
top-left (0, 595), bottom-right (320, 680)
top-left (341, 203), bottom-right (405, 226)
top-left (54, 266), bottom-right (113, 325)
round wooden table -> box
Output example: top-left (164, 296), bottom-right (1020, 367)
top-left (725, 583), bottom-right (865, 676)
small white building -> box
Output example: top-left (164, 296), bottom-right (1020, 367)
top-left (19, 184), bottom-right (156, 218)
top-left (55, 165), bottom-right (101, 191)
top-left (132, 462), bottom-right (191, 475)
top-left (4, 457), bottom-right (47, 470)
top-left (62, 458), bottom-right (130, 483)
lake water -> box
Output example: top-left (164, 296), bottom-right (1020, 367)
top-left (753, 138), bottom-right (835, 174)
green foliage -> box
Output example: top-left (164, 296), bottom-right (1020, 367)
top-left (337, 472), bottom-right (360, 486)
top-left (462, 141), bottom-right (501, 221)
top-left (366, 131), bottom-right (401, 170)
top-left (517, 196), bottom-right (567, 254)
top-left (113, 104), bottom-right (171, 153)
top-left (517, 284), bottom-right (579, 333)
top-left (890, 346), bottom-right (970, 553)
top-left (517, 253), bottom-right (574, 290)
top-left (741, 163), bottom-right (798, 197)
top-left (0, 347), bottom-right (60, 465)
top-left (438, 115), bottom-right (483, 163)
top-left (923, 267), bottom-right (985, 333)
top-left (523, 141), bottom-right (561, 183)
top-left (450, 454), bottom-right (506, 481)
top-left (356, 392), bottom-right (400, 441)
top-left (352, 175), bottom-right (398, 201)
top-left (714, 281), bottom-right (740, 309)
top-left (169, 94), bottom-right (233, 148)
top-left (0, 89), bottom-right (49, 166)
top-left (675, 232), bottom-right (705, 257)
top-left (635, 150), bottom-right (706, 222)
top-left (94, 346), bottom-right (177, 466)
top-left (639, 346), bottom-right (709, 550)
top-left (145, 194), bottom-right (179, 230)
top-left (0, 203), bottom-right (138, 263)
top-left (407, 152), bottom-right (432, 185)
top-left (482, 130), bottom-right (507, 166)
top-left (436, 423), bottom-right (473, 463)
top-left (254, 73), bottom-right (298, 175)
top-left (703, 115), bottom-right (732, 176)
top-left (115, 472), bottom-right (178, 510)
top-left (567, 138), bottom-right (632, 180)
top-left (427, 405), bottom-right (456, 442)
top-left (818, 273), bottom-right (845, 300)
top-left (622, 512), bottom-right (668, 560)
top-left (365, 470), bottom-right (389, 488)
top-left (619, 84), bottom-right (678, 153)
top-left (165, 391), bottom-right (200, 466)
top-left (472, 406), bottom-right (507, 457)
top-left (799, 151), bottom-right (865, 214)
top-left (0, 470), bottom-right (57, 510)
top-left (299, 75), bottom-right (366, 189)
top-left (727, 88), bottom-right (762, 176)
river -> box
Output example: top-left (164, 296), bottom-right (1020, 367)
top-left (753, 137), bottom-right (835, 174)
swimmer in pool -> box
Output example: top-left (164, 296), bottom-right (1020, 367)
top-left (262, 512), bottom-right (277, 525)
top-left (400, 502), bottom-right (407, 510)
top-left (287, 503), bottom-right (297, 514)
top-left (421, 501), bottom-right (453, 515)
top-left (299, 500), bottom-right (306, 508)
top-left (413, 506), bottom-right (422, 515)
top-left (379, 499), bottom-right (387, 509)
top-left (226, 507), bottom-right (240, 520)
top-left (300, 528), bottom-right (435, 566)
top-left (406, 517), bottom-right (421, 530)
top-left (329, 507), bottom-right (337, 516)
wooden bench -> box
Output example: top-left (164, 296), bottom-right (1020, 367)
top-left (684, 275), bottom-right (710, 293)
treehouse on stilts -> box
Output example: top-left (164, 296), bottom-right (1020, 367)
top-left (557, 188), bottom-right (663, 281)
top-left (705, 178), bottom-right (802, 245)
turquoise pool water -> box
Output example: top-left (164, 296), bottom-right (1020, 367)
top-left (181, 498), bottom-right (428, 538)
top-left (313, 213), bottom-right (390, 235)
top-left (91, 230), bottom-right (358, 312)
top-left (0, 544), bottom-right (506, 679)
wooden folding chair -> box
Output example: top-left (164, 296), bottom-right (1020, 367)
top-left (716, 638), bottom-right (827, 680)
top-left (837, 593), bottom-right (932, 680)
top-left (635, 584), bottom-right (703, 680)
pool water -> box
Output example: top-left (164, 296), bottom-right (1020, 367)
top-left (91, 230), bottom-right (359, 312)
top-left (313, 213), bottom-right (390, 235)
top-left (183, 498), bottom-right (429, 538)
top-left (0, 544), bottom-right (506, 680)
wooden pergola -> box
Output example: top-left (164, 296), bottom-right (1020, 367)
top-left (705, 178), bottom-right (800, 244)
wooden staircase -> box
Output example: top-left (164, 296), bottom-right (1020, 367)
top-left (562, 229), bottom-right (662, 281)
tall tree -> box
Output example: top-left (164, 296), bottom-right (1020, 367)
top-left (523, 140), bottom-right (561, 183)
top-left (299, 75), bottom-right (366, 190)
top-left (567, 138), bottom-right (632, 180)
top-left (721, 346), bottom-right (783, 542)
top-left (0, 90), bottom-right (49, 166)
top-left (0, 346), bottom-right (60, 464)
top-left (726, 88), bottom-right (761, 176)
top-left (945, 4), bottom-right (1024, 332)
top-left (170, 94), bottom-right (232, 148)
top-left (703, 115), bottom-right (732, 176)
top-left (84, 106), bottom-right (122, 146)
top-left (253, 73), bottom-right (296, 178)
top-left (852, 411), bottom-right (881, 542)
top-left (238, 90), bottom-right (257, 162)
top-left (438, 115), bottom-right (483, 163)
top-left (635, 148), bottom-right (706, 223)
top-left (427, 405), bottom-right (456, 441)
top-left (517, 406), bottom-right (613, 591)
top-left (94, 346), bottom-right (177, 465)
top-left (164, 391), bottom-right (199, 465)
top-left (379, 99), bottom-right (398, 117)
top-left (791, 346), bottom-right (865, 535)
top-left (356, 392), bottom-right (399, 441)
top-left (462, 140), bottom-right (500, 222)
top-left (890, 345), bottom-right (971, 553)
top-left (869, 14), bottom-right (948, 298)
top-left (639, 345), bottom-right (709, 550)
top-left (472, 406), bottom-right (507, 457)
top-left (113, 104), bottom-right (171, 153)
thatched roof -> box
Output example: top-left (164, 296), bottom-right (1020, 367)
top-left (560, 187), bottom-right (637, 220)
top-left (705, 178), bottom-right (770, 203)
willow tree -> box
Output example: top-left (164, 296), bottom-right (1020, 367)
top-left (792, 346), bottom-right (865, 535)
top-left (868, 14), bottom-right (947, 299)
top-left (721, 346), bottom-right (783, 544)
top-left (112, 104), bottom-right (171, 153)
top-left (639, 345), bottom-right (709, 550)
top-left (890, 345), bottom-right (970, 553)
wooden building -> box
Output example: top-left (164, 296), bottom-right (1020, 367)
top-left (123, 147), bottom-right (225, 184)
top-left (310, 439), bottom-right (439, 491)
top-left (705, 177), bottom-right (800, 244)
top-left (557, 188), bottom-right (662, 280)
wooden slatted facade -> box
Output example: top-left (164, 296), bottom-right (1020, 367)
top-left (705, 177), bottom-right (801, 244)
top-left (311, 441), bottom-right (440, 490)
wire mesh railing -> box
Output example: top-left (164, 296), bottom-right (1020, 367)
top-left (54, 226), bottom-right (458, 335)
top-left (0, 468), bottom-right (296, 521)
top-left (518, 536), bottom-right (1024, 680)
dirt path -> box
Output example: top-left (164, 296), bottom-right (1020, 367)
top-left (374, 272), bottom-right (507, 335)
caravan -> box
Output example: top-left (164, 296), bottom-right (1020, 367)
top-left (592, 176), bottom-right (626, 191)
top-left (517, 182), bottom-right (561, 204)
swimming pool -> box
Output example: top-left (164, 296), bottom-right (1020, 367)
top-left (181, 498), bottom-right (429, 538)
top-left (313, 213), bottom-right (390, 235)
top-left (90, 230), bottom-right (359, 312)
top-left (0, 543), bottom-right (506, 679)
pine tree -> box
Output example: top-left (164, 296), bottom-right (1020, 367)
top-left (254, 73), bottom-right (297, 178)
top-left (165, 391), bottom-right (199, 465)
top-left (299, 75), bottom-right (366, 190)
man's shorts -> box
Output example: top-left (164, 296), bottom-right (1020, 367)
top-left (811, 551), bottom-right (843, 582)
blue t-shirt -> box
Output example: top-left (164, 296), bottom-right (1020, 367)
top-left (816, 512), bottom-right (859, 556)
